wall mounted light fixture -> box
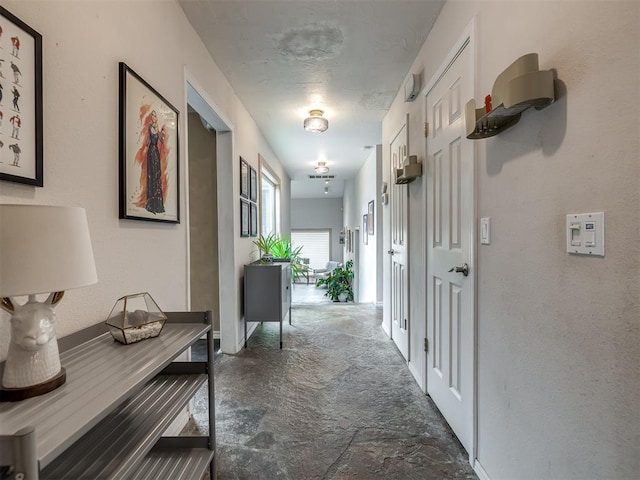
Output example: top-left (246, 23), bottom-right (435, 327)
top-left (304, 109), bottom-right (329, 133)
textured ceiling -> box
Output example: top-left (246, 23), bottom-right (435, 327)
top-left (179, 0), bottom-right (445, 198)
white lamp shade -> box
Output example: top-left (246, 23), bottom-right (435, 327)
top-left (0, 205), bottom-right (98, 297)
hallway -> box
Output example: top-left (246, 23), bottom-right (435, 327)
top-left (189, 303), bottom-right (476, 479)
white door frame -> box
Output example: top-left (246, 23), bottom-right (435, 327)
top-left (389, 117), bottom-right (410, 361)
top-left (184, 68), bottom-right (236, 354)
top-left (422, 18), bottom-right (478, 465)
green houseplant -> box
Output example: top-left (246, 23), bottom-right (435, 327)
top-left (316, 260), bottom-right (354, 302)
top-left (252, 233), bottom-right (306, 281)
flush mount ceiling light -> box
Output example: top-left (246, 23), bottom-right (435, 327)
top-left (304, 109), bottom-right (329, 133)
top-left (314, 161), bottom-right (329, 174)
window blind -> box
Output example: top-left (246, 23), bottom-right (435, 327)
top-left (291, 229), bottom-right (331, 270)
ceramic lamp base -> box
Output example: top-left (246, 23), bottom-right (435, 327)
top-left (0, 368), bottom-right (66, 402)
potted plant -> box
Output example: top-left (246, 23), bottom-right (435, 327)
top-left (315, 260), bottom-right (354, 302)
top-left (252, 234), bottom-right (306, 281)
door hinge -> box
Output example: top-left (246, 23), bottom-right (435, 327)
top-left (424, 122), bottom-right (429, 137)
top-left (424, 337), bottom-right (429, 353)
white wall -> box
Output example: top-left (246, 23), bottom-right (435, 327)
top-left (0, 0), bottom-right (289, 356)
top-left (291, 197), bottom-right (343, 263)
top-left (342, 146), bottom-right (382, 304)
top-left (382, 1), bottom-right (640, 479)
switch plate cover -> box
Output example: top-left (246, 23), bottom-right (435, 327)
top-left (566, 212), bottom-right (605, 256)
top-left (480, 217), bottom-right (491, 244)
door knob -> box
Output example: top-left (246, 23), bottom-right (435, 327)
top-left (448, 263), bottom-right (469, 276)
top-left (387, 249), bottom-right (395, 255)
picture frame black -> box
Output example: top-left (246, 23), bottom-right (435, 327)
top-left (250, 202), bottom-right (258, 237)
top-left (240, 157), bottom-right (249, 198)
top-left (249, 166), bottom-right (257, 203)
top-left (240, 199), bottom-right (250, 237)
top-left (0, 7), bottom-right (43, 187)
top-left (367, 200), bottom-right (375, 235)
top-left (118, 62), bottom-right (180, 223)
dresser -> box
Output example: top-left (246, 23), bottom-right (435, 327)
top-left (244, 261), bottom-right (292, 349)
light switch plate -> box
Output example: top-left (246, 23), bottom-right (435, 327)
top-left (480, 217), bottom-right (491, 244)
top-left (566, 212), bottom-right (605, 256)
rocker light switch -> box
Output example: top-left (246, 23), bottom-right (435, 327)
top-left (566, 212), bottom-right (605, 256)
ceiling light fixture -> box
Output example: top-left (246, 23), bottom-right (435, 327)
top-left (304, 109), bottom-right (329, 133)
top-left (314, 161), bottom-right (329, 174)
top-left (324, 186), bottom-right (329, 194)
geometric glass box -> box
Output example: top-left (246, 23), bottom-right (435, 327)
top-left (105, 292), bottom-right (167, 345)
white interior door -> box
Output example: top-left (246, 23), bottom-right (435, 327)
top-left (389, 121), bottom-right (409, 360)
top-left (426, 41), bottom-right (475, 455)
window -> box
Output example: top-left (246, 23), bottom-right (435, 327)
top-left (291, 229), bottom-right (330, 270)
top-left (259, 155), bottom-right (281, 237)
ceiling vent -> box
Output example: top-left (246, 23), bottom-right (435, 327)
top-left (308, 175), bottom-right (335, 179)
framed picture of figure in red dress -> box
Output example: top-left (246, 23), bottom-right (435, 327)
top-left (119, 62), bottom-right (179, 223)
top-left (0, 7), bottom-right (43, 187)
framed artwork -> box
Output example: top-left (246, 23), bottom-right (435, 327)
top-left (119, 62), bottom-right (179, 223)
top-left (367, 200), bottom-right (375, 235)
top-left (240, 199), bottom-right (250, 237)
top-left (249, 166), bottom-right (257, 202)
top-left (250, 202), bottom-right (258, 237)
top-left (240, 157), bottom-right (249, 198)
top-left (0, 7), bottom-right (43, 186)
top-left (363, 215), bottom-right (368, 245)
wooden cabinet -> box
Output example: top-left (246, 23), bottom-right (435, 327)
top-left (0, 311), bottom-right (215, 480)
top-left (244, 261), bottom-right (292, 349)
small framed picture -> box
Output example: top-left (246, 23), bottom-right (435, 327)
top-left (240, 199), bottom-right (250, 237)
top-left (367, 200), bottom-right (375, 235)
top-left (363, 215), bottom-right (368, 245)
top-left (0, 7), bottom-right (44, 187)
top-left (250, 202), bottom-right (258, 237)
top-left (249, 166), bottom-right (257, 203)
top-left (119, 62), bottom-right (179, 223)
top-left (240, 157), bottom-right (249, 198)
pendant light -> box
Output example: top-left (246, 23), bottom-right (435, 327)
top-left (304, 109), bottom-right (329, 133)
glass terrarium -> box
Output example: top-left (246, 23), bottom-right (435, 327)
top-left (105, 292), bottom-right (167, 345)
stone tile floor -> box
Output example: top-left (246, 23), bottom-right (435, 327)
top-left (184, 302), bottom-right (476, 480)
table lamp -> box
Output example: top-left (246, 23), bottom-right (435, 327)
top-left (0, 205), bottom-right (98, 401)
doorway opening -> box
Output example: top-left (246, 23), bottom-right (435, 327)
top-left (185, 78), bottom-right (234, 355)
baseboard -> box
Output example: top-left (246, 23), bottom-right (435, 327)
top-left (408, 362), bottom-right (425, 392)
top-left (236, 322), bottom-right (259, 352)
top-left (199, 331), bottom-right (220, 341)
top-left (381, 322), bottom-right (391, 338)
top-left (473, 459), bottom-right (491, 480)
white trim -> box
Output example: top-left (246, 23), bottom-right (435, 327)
top-left (183, 67), bottom-right (237, 355)
top-left (473, 459), bottom-right (492, 480)
top-left (422, 16), bottom-right (478, 463)
top-left (408, 362), bottom-right (424, 391)
top-left (423, 19), bottom-right (476, 97)
top-left (184, 68), bottom-right (234, 132)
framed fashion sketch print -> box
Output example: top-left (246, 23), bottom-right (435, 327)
top-left (249, 165), bottom-right (257, 202)
top-left (240, 157), bottom-right (249, 198)
top-left (250, 202), bottom-right (258, 237)
top-left (240, 199), bottom-right (250, 237)
top-left (0, 7), bottom-right (43, 186)
top-left (119, 62), bottom-right (179, 223)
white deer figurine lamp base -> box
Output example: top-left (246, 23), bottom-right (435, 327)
top-left (0, 205), bottom-right (98, 402)
top-left (0, 293), bottom-right (66, 401)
